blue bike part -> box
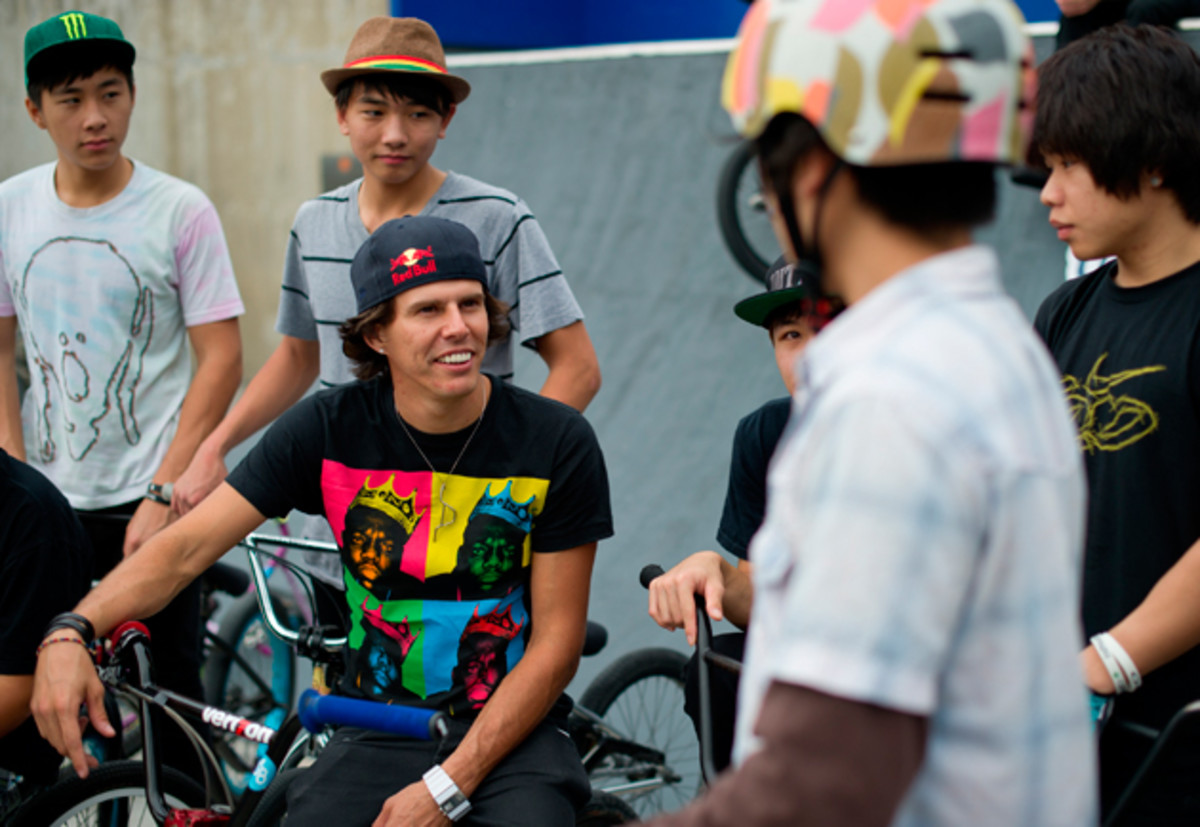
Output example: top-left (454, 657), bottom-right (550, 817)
top-left (297, 689), bottom-right (437, 739)
top-left (248, 755), bottom-right (277, 792)
top-left (1090, 692), bottom-right (1114, 731)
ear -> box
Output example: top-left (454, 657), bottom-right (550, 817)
top-left (25, 96), bottom-right (47, 130)
top-left (129, 82), bottom-right (136, 108)
top-left (790, 146), bottom-right (838, 205)
top-left (438, 103), bottom-right (457, 140)
top-left (336, 104), bottom-right (351, 136)
top-left (363, 325), bottom-right (385, 354)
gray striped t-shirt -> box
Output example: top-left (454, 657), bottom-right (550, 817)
top-left (276, 171), bottom-right (583, 389)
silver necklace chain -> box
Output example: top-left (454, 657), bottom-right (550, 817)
top-left (395, 389), bottom-right (487, 539)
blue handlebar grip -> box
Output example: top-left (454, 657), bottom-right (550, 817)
top-left (297, 689), bottom-right (437, 740)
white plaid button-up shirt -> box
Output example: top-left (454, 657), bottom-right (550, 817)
top-left (735, 246), bottom-right (1097, 826)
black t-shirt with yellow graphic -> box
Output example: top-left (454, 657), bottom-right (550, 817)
top-left (227, 374), bottom-right (612, 714)
top-left (1036, 259), bottom-right (1200, 728)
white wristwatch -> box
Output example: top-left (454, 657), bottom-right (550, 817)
top-left (423, 764), bottom-right (472, 822)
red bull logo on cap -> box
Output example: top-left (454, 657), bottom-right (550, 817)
top-left (390, 246), bottom-right (437, 284)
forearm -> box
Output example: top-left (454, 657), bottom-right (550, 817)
top-left (153, 326), bottom-right (242, 483)
top-left (1090, 536), bottom-right (1200, 687)
top-left (539, 363), bottom-right (601, 412)
top-left (721, 558), bottom-right (754, 630)
top-left (534, 322), bottom-right (601, 412)
top-left (440, 637), bottom-right (580, 796)
top-left (73, 521), bottom-right (208, 636)
top-left (0, 675), bottom-right (33, 738)
top-left (0, 316), bottom-right (25, 460)
top-left (199, 336), bottom-right (318, 460)
top-left (642, 682), bottom-right (927, 827)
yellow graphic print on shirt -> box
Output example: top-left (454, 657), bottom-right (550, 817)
top-left (1063, 353), bottom-right (1165, 454)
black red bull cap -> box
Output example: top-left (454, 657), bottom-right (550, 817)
top-left (351, 216), bottom-right (488, 315)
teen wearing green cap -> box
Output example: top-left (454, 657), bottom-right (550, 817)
top-left (170, 17), bottom-right (602, 596)
top-left (0, 9), bottom-right (244, 773)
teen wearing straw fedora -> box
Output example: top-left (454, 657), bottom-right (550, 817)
top-left (172, 16), bottom-right (602, 590)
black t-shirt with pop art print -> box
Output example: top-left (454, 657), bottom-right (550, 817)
top-left (226, 374), bottom-right (612, 711)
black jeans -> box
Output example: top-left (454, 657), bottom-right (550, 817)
top-left (286, 717), bottom-right (591, 826)
top-left (75, 502), bottom-right (208, 776)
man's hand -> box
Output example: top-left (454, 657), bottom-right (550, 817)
top-left (648, 551), bottom-right (728, 645)
top-left (123, 498), bottom-right (175, 557)
top-left (373, 779), bottom-right (451, 827)
top-left (172, 440), bottom-right (228, 515)
top-left (31, 636), bottom-right (114, 778)
top-left (1057, 0), bottom-right (1102, 16)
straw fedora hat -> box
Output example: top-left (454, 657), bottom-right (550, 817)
top-left (320, 17), bottom-right (471, 103)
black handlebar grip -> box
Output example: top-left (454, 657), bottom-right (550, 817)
top-left (640, 564), bottom-right (665, 590)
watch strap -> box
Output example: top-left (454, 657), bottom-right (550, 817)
top-left (422, 764), bottom-right (471, 821)
top-left (144, 481), bottom-right (173, 506)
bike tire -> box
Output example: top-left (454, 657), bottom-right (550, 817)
top-left (577, 789), bottom-right (640, 825)
top-left (243, 766), bottom-right (305, 827)
top-left (715, 140), bottom-right (775, 285)
top-left (10, 760), bottom-right (206, 827)
top-left (578, 647), bottom-right (698, 819)
top-left (203, 589), bottom-right (298, 795)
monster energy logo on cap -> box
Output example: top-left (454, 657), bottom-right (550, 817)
top-left (24, 9), bottom-right (136, 87)
top-left (60, 12), bottom-right (88, 39)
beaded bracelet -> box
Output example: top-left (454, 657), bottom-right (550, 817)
top-left (36, 635), bottom-right (92, 657)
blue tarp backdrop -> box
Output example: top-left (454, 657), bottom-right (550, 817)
top-left (392, 0), bottom-right (1063, 50)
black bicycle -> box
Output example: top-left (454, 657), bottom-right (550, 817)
top-left (716, 140), bottom-right (776, 285)
top-left (7, 537), bottom-right (696, 825)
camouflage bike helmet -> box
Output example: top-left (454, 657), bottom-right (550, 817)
top-left (722, 0), bottom-right (1036, 166)
top-left (720, 0), bottom-right (1036, 290)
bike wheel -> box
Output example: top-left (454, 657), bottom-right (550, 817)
top-left (716, 140), bottom-right (777, 285)
top-left (243, 766), bottom-right (305, 827)
top-left (10, 760), bottom-right (206, 827)
top-left (203, 590), bottom-right (297, 795)
top-left (578, 647), bottom-right (698, 819)
top-left (576, 789), bottom-right (639, 825)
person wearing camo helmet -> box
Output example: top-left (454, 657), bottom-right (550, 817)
top-left (640, 2), bottom-right (1095, 825)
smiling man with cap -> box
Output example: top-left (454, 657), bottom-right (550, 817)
top-left (172, 15), bottom-right (602, 597)
top-left (33, 214), bottom-right (613, 826)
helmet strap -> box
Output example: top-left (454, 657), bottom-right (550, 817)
top-left (779, 158), bottom-right (844, 300)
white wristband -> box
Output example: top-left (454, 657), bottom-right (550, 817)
top-left (423, 764), bottom-right (471, 822)
top-left (1091, 632), bottom-right (1141, 693)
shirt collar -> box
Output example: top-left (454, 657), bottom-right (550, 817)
top-left (793, 245), bottom-right (1003, 394)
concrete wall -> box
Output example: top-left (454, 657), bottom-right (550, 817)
top-left (1, 0), bottom-right (387, 374)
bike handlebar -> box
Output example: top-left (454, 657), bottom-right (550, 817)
top-left (639, 562), bottom-right (719, 785)
top-left (296, 689), bottom-right (444, 740)
top-left (240, 533), bottom-right (348, 652)
top-left (639, 564), bottom-right (665, 589)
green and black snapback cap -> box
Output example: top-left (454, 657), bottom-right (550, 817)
top-left (25, 10), bottom-right (136, 88)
